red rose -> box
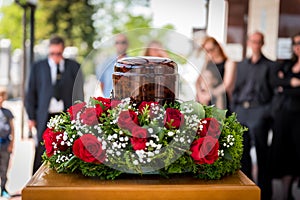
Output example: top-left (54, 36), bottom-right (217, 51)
top-left (164, 108), bottom-right (184, 129)
top-left (73, 134), bottom-right (106, 163)
top-left (111, 100), bottom-right (121, 108)
top-left (95, 104), bottom-right (104, 117)
top-left (93, 96), bottom-right (111, 110)
top-left (43, 128), bottom-right (68, 157)
top-left (130, 137), bottom-right (147, 150)
top-left (190, 136), bottom-right (219, 164)
top-left (131, 126), bottom-right (147, 138)
top-left (198, 118), bottom-right (221, 138)
top-left (80, 107), bottom-right (99, 126)
top-left (138, 101), bottom-right (159, 114)
top-left (68, 102), bottom-right (86, 120)
top-left (117, 110), bottom-right (139, 131)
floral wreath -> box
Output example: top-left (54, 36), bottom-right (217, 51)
top-left (42, 97), bottom-right (246, 180)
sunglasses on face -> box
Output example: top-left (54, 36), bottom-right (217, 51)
top-left (49, 52), bottom-right (63, 56)
top-left (204, 46), bottom-right (216, 53)
top-left (115, 41), bottom-right (127, 45)
top-left (292, 41), bottom-right (300, 46)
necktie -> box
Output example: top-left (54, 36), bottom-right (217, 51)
top-left (53, 64), bottom-right (62, 100)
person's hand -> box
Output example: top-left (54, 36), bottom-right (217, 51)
top-left (28, 120), bottom-right (36, 131)
top-left (278, 71), bottom-right (284, 79)
top-left (7, 141), bottom-right (13, 153)
top-left (196, 82), bottom-right (211, 105)
top-left (290, 77), bottom-right (300, 87)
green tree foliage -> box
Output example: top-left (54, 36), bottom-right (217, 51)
top-left (36, 0), bottom-right (96, 59)
top-left (89, 0), bottom-right (150, 39)
top-left (0, 0), bottom-right (174, 60)
top-left (0, 0), bottom-right (96, 60)
top-left (0, 3), bottom-right (23, 50)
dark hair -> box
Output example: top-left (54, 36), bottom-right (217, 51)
top-left (49, 35), bottom-right (65, 47)
top-left (292, 32), bottom-right (300, 44)
top-left (291, 32), bottom-right (300, 61)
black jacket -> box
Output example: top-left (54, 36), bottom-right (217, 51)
top-left (25, 58), bottom-right (84, 141)
top-left (232, 54), bottom-right (276, 107)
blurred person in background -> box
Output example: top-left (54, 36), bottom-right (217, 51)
top-left (96, 33), bottom-right (129, 98)
top-left (196, 36), bottom-right (236, 114)
top-left (25, 35), bottom-right (84, 175)
top-left (270, 32), bottom-right (300, 200)
top-left (143, 40), bottom-right (169, 58)
top-left (231, 31), bottom-right (275, 200)
top-left (0, 87), bottom-right (14, 198)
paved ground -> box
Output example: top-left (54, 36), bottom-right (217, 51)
top-left (1, 99), bottom-right (300, 200)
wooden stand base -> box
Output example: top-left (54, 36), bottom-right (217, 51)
top-left (22, 164), bottom-right (260, 200)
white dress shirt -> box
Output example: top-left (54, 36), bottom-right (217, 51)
top-left (48, 58), bottom-right (65, 114)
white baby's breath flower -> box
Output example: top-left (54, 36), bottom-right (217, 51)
top-left (133, 160), bottom-right (139, 165)
top-left (156, 144), bottom-right (162, 150)
top-left (147, 152), bottom-right (154, 157)
top-left (148, 128), bottom-right (153, 134)
top-left (112, 142), bottom-right (118, 148)
top-left (167, 131), bottom-right (175, 137)
top-left (63, 134), bottom-right (68, 141)
top-left (107, 135), bottom-right (113, 141)
top-left (218, 149), bottom-right (225, 157)
top-left (107, 149), bottom-right (113, 154)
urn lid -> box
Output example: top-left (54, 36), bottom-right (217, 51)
top-left (114, 56), bottom-right (177, 75)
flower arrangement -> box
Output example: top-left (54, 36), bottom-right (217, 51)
top-left (42, 96), bottom-right (246, 180)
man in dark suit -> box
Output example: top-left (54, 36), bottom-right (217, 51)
top-left (231, 31), bottom-right (275, 200)
top-left (25, 35), bottom-right (84, 174)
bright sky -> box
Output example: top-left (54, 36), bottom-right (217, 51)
top-left (150, 0), bottom-right (207, 38)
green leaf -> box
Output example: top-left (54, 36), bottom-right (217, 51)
top-left (181, 101), bottom-right (205, 118)
top-left (223, 149), bottom-right (233, 161)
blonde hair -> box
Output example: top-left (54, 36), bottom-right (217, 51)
top-left (143, 40), bottom-right (168, 57)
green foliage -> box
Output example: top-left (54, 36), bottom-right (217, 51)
top-left (36, 0), bottom-right (96, 60)
top-left (193, 113), bottom-right (247, 179)
top-left (0, 3), bottom-right (23, 49)
top-left (0, 0), bottom-right (96, 60)
top-left (90, 0), bottom-right (150, 40)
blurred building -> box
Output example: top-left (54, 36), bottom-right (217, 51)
top-left (209, 0), bottom-right (299, 61)
top-left (0, 39), bottom-right (11, 88)
top-left (152, 0), bottom-right (299, 62)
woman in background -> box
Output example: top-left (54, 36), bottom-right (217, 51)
top-left (143, 40), bottom-right (169, 58)
top-left (270, 32), bottom-right (300, 200)
top-left (196, 36), bottom-right (236, 113)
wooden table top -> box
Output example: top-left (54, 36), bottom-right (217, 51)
top-left (22, 164), bottom-right (260, 200)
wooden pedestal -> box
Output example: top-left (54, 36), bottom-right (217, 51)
top-left (22, 164), bottom-right (260, 200)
